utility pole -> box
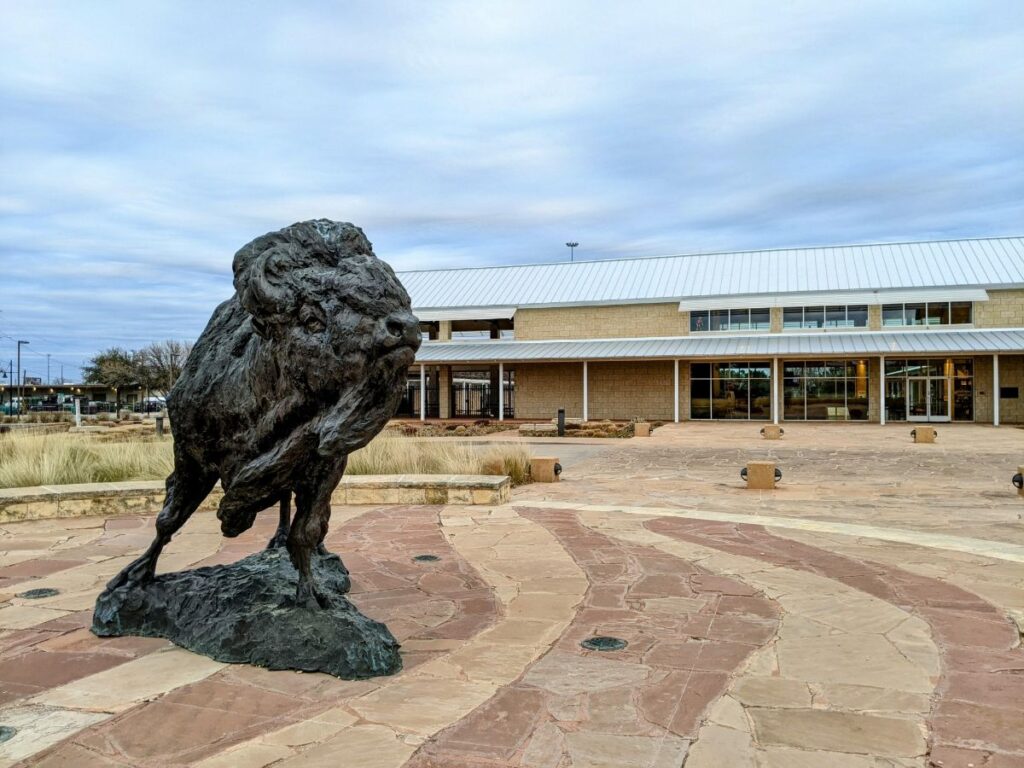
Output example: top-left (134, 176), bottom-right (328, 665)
top-left (16, 340), bottom-right (28, 416)
top-left (565, 241), bottom-right (579, 262)
top-left (47, 353), bottom-right (51, 384)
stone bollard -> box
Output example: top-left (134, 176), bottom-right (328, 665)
top-left (760, 425), bottom-right (783, 440)
top-left (557, 408), bottom-right (566, 438)
top-left (155, 416), bottom-right (165, 437)
top-left (911, 426), bottom-right (937, 444)
top-left (634, 422), bottom-right (651, 437)
top-left (741, 461), bottom-right (780, 490)
top-left (531, 457), bottom-right (562, 483)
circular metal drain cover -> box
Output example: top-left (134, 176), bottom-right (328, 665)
top-left (16, 588), bottom-right (60, 600)
top-left (581, 636), bottom-right (628, 652)
top-left (413, 554), bottom-right (440, 562)
top-left (0, 726), bottom-right (16, 744)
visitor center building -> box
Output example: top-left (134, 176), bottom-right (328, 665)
top-left (397, 237), bottom-right (1024, 425)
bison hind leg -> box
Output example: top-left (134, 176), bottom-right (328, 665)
top-left (266, 492), bottom-right (292, 550)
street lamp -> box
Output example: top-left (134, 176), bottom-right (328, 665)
top-left (16, 341), bottom-right (28, 416)
top-left (565, 241), bottom-right (579, 262)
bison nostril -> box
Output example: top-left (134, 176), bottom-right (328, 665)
top-left (386, 320), bottom-right (404, 338)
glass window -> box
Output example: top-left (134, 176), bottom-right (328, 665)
top-left (728, 308), bottom-right (750, 330)
top-left (825, 306), bottom-right (847, 327)
top-left (927, 302), bottom-right (949, 325)
top-left (882, 305), bottom-right (904, 326)
top-left (690, 361), bottom-right (770, 420)
top-left (804, 306), bottom-right (824, 328)
top-left (710, 309), bottom-right (729, 331)
top-left (950, 302), bottom-right (972, 324)
top-left (783, 362), bottom-right (805, 378)
top-left (847, 305), bottom-right (868, 327)
top-left (905, 303), bottom-right (926, 325)
top-left (783, 307), bottom-right (803, 328)
top-left (690, 310), bottom-right (709, 332)
top-left (749, 308), bottom-right (770, 330)
top-left (690, 376), bottom-right (711, 419)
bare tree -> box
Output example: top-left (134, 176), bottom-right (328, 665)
top-left (135, 340), bottom-right (194, 397)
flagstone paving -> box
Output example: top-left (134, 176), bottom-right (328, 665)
top-left (0, 422), bottom-right (1022, 766)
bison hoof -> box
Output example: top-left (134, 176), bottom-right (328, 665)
top-left (266, 530), bottom-right (289, 550)
top-left (105, 555), bottom-right (156, 592)
top-left (316, 542), bottom-right (330, 557)
top-left (295, 579), bottom-right (331, 610)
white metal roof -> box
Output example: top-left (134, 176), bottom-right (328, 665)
top-left (399, 237), bottom-right (1024, 312)
top-left (414, 328), bottom-right (1024, 364)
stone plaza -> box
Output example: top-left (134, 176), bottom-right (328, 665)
top-left (1, 422), bottom-right (1022, 767)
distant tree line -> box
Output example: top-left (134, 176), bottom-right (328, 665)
top-left (82, 340), bottom-right (194, 400)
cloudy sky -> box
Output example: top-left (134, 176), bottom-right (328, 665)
top-left (2, 1), bottom-right (1022, 381)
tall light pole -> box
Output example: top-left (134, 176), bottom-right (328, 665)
top-left (46, 353), bottom-right (51, 384)
top-left (1, 363), bottom-right (7, 416)
top-left (16, 340), bottom-right (28, 416)
top-left (565, 241), bottom-right (579, 262)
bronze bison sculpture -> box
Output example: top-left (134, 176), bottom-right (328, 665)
top-left (105, 219), bottom-right (421, 608)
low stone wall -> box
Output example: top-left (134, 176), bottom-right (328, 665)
top-left (0, 474), bottom-right (511, 524)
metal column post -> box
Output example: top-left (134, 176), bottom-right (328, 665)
top-left (498, 362), bottom-right (504, 421)
top-left (419, 364), bottom-right (426, 422)
top-left (994, 354), bottom-right (1000, 427)
top-left (772, 358), bottom-right (780, 425)
top-left (582, 360), bottom-right (589, 422)
top-left (879, 356), bottom-right (886, 426)
top-left (673, 359), bottom-right (680, 423)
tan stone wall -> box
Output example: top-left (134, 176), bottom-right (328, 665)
top-left (513, 363), bottom-right (584, 419)
top-left (513, 361), bottom-right (682, 420)
top-left (977, 354), bottom-right (1024, 424)
top-left (975, 356), bottom-right (994, 423)
top-left (999, 355), bottom-right (1024, 424)
top-left (770, 308), bottom-right (783, 333)
top-left (867, 357), bottom-right (881, 422)
top-left (868, 305), bottom-right (882, 331)
top-left (515, 303), bottom-right (689, 340)
top-left (587, 361), bottom-right (676, 421)
top-left (973, 289), bottom-right (1024, 329)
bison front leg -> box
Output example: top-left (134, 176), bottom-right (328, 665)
top-left (289, 463), bottom-right (343, 609)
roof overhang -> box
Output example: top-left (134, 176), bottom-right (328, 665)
top-left (414, 328), bottom-right (1024, 365)
top-left (415, 307), bottom-right (517, 322)
top-left (677, 288), bottom-right (989, 312)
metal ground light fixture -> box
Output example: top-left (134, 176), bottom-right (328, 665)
top-left (1013, 472), bottom-right (1023, 490)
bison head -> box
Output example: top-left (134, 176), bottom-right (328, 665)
top-left (232, 219), bottom-right (421, 453)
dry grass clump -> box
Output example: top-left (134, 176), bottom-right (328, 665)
top-left (347, 433), bottom-right (532, 485)
top-left (0, 432), bottom-right (174, 488)
top-left (0, 431), bottom-right (534, 489)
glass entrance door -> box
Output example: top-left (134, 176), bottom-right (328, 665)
top-left (907, 377), bottom-right (950, 422)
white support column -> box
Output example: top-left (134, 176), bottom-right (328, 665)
top-left (582, 360), bottom-right (589, 422)
top-left (498, 362), bottom-right (505, 421)
top-left (772, 358), bottom-right (780, 425)
top-left (673, 359), bottom-right (680, 423)
top-left (419, 364), bottom-right (426, 422)
top-left (879, 356), bottom-right (886, 426)
top-left (994, 354), bottom-right (1001, 427)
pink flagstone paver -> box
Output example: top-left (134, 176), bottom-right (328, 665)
top-left (647, 517), bottom-right (1024, 766)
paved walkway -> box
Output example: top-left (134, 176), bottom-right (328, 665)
top-left (0, 423), bottom-right (1022, 766)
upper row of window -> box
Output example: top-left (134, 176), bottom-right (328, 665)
top-left (881, 301), bottom-right (972, 326)
top-left (690, 302), bottom-right (973, 333)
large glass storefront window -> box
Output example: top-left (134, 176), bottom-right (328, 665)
top-left (883, 358), bottom-right (973, 422)
top-left (690, 361), bottom-right (771, 420)
top-left (782, 360), bottom-right (869, 420)
top-left (881, 302), bottom-right (973, 327)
